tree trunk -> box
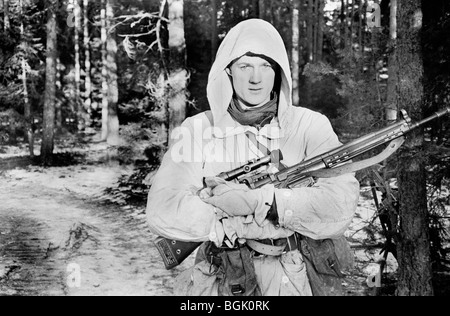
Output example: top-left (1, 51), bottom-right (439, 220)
top-left (167, 0), bottom-right (187, 146)
top-left (251, 0), bottom-right (258, 18)
top-left (299, 0), bottom-right (306, 66)
top-left (269, 1), bottom-right (275, 24)
top-left (313, 0), bottom-right (318, 61)
top-left (385, 0), bottom-right (398, 122)
top-left (361, 0), bottom-right (367, 65)
top-left (340, 0), bottom-right (346, 49)
top-left (105, 0), bottom-right (120, 146)
top-left (74, 0), bottom-right (83, 131)
top-left (291, 0), bottom-right (300, 106)
top-left (41, 0), bottom-right (58, 165)
top-left (304, 0), bottom-right (313, 106)
top-left (157, 0), bottom-right (170, 146)
top-left (350, 0), bottom-right (355, 50)
top-left (3, 0), bottom-right (10, 30)
top-left (317, 0), bottom-right (324, 62)
top-left (306, 0), bottom-right (313, 62)
top-left (100, 0), bottom-right (108, 141)
top-left (55, 57), bottom-right (63, 131)
top-left (395, 0), bottom-right (434, 296)
top-left (298, 0), bottom-right (307, 63)
top-left (371, 0), bottom-right (381, 57)
top-left (211, 0), bottom-right (217, 64)
top-left (83, 0), bottom-right (92, 127)
top-left (22, 49), bottom-right (33, 154)
top-left (20, 0), bottom-right (34, 157)
top-left (100, 0), bottom-right (120, 145)
top-left (258, 0), bottom-right (265, 19)
top-left (344, 0), bottom-right (349, 48)
top-left (358, 0), bottom-right (363, 54)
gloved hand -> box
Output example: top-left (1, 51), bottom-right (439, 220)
top-left (199, 177), bottom-right (275, 223)
top-left (221, 216), bottom-right (293, 242)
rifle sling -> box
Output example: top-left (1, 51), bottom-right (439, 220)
top-left (305, 137), bottom-right (405, 179)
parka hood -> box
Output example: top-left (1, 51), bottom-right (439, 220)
top-left (207, 19), bottom-right (293, 137)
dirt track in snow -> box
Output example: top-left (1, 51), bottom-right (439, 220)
top-left (0, 162), bottom-right (195, 296)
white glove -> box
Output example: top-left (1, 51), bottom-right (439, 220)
top-left (199, 176), bottom-right (275, 224)
top-left (221, 216), bottom-right (293, 243)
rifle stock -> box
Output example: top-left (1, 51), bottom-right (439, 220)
top-left (154, 107), bottom-right (450, 269)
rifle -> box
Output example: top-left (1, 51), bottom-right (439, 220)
top-left (154, 107), bottom-right (450, 269)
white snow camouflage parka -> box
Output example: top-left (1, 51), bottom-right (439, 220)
top-left (146, 19), bottom-right (360, 296)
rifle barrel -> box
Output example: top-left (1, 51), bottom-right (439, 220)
top-left (409, 107), bottom-right (450, 130)
top-left (251, 107), bottom-right (450, 189)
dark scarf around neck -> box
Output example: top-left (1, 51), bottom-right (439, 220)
top-left (227, 94), bottom-right (278, 128)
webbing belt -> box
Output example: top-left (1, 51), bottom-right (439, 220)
top-left (246, 234), bottom-right (300, 256)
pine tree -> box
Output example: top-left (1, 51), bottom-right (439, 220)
top-left (41, 0), bottom-right (58, 165)
top-left (291, 0), bottom-right (300, 106)
top-left (167, 0), bottom-right (187, 145)
top-left (100, 0), bottom-right (120, 145)
top-left (395, 0), bottom-right (434, 296)
top-left (211, 0), bottom-right (217, 63)
top-left (3, 0), bottom-right (10, 31)
top-left (386, 0), bottom-right (398, 122)
top-left (83, 0), bottom-right (92, 127)
top-left (73, 0), bottom-right (83, 130)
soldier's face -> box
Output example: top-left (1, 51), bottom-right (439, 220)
top-left (227, 56), bottom-right (276, 107)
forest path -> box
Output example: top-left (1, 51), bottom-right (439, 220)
top-left (0, 142), bottom-right (380, 296)
top-left (0, 162), bottom-right (193, 296)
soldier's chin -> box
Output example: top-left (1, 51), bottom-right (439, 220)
top-left (245, 98), bottom-right (266, 107)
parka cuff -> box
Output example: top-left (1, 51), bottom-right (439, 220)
top-left (208, 208), bottom-right (226, 247)
top-left (273, 188), bottom-right (303, 228)
top-left (254, 184), bottom-right (276, 226)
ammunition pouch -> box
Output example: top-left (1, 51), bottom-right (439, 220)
top-left (298, 235), bottom-right (354, 296)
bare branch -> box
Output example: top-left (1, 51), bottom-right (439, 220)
top-left (117, 28), bottom-right (157, 38)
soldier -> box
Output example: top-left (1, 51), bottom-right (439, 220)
top-left (146, 19), bottom-right (360, 296)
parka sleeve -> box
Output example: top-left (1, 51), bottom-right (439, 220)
top-left (274, 114), bottom-right (360, 239)
top-left (146, 118), bottom-right (216, 242)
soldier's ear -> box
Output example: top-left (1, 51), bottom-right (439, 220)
top-left (225, 68), bottom-right (232, 76)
